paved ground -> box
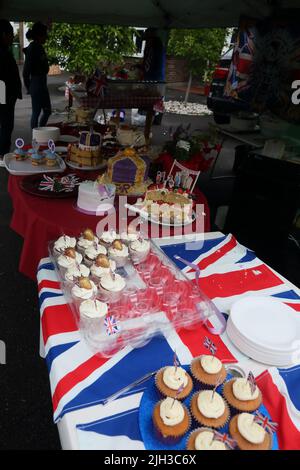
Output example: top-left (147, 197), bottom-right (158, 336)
top-left (0, 72), bottom-right (299, 449)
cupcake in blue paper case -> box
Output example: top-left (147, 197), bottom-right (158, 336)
top-left (31, 152), bottom-right (45, 166)
top-left (44, 150), bottom-right (57, 167)
top-left (14, 148), bottom-right (27, 161)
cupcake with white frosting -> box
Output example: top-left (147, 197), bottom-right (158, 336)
top-left (77, 228), bottom-right (99, 254)
top-left (57, 248), bottom-right (83, 275)
top-left (83, 244), bottom-right (107, 267)
top-left (90, 255), bottom-right (116, 282)
top-left (64, 263), bottom-right (90, 283)
top-left (129, 238), bottom-right (150, 264)
top-left (99, 229), bottom-right (119, 248)
top-left (153, 397), bottom-right (191, 442)
top-left (79, 299), bottom-right (108, 332)
top-left (53, 235), bottom-right (77, 257)
top-left (223, 377), bottom-right (262, 413)
top-left (98, 271), bottom-right (126, 303)
top-left (120, 230), bottom-right (140, 245)
top-left (186, 427), bottom-right (230, 450)
top-left (108, 240), bottom-right (129, 268)
top-left (71, 277), bottom-right (97, 306)
top-left (190, 354), bottom-right (227, 388)
top-left (155, 366), bottom-right (193, 400)
top-left (190, 390), bottom-right (230, 429)
top-left (229, 413), bottom-right (272, 450)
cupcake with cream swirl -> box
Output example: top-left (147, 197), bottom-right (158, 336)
top-left (190, 389), bottom-right (230, 429)
top-left (71, 277), bottom-right (97, 306)
top-left (98, 271), bottom-right (126, 303)
top-left (229, 413), bottom-right (272, 450)
top-left (129, 237), bottom-right (150, 264)
top-left (186, 428), bottom-right (230, 450)
top-left (90, 255), bottom-right (116, 281)
top-left (57, 248), bottom-right (83, 275)
top-left (153, 397), bottom-right (191, 442)
top-left (79, 299), bottom-right (108, 332)
top-left (223, 377), bottom-right (262, 413)
top-left (53, 235), bottom-right (77, 257)
top-left (77, 228), bottom-right (98, 254)
top-left (155, 366), bottom-right (193, 400)
top-left (108, 240), bottom-right (129, 268)
top-left (190, 354), bottom-right (227, 388)
top-left (99, 229), bottom-right (119, 248)
top-left (64, 263), bottom-right (90, 283)
top-left (83, 244), bottom-right (107, 267)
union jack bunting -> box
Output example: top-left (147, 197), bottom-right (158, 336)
top-left (203, 336), bottom-right (217, 356)
top-left (214, 431), bottom-right (236, 449)
top-left (254, 412), bottom-right (278, 434)
top-left (104, 316), bottom-right (119, 336)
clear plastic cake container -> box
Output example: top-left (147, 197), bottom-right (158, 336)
top-left (48, 239), bottom-right (218, 357)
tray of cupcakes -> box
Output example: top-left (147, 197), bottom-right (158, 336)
top-left (139, 350), bottom-right (278, 450)
top-left (3, 138), bottom-right (66, 176)
top-left (48, 228), bottom-right (220, 357)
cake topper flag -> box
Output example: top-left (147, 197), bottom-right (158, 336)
top-left (48, 139), bottom-right (56, 154)
top-left (15, 138), bottom-right (24, 149)
top-left (171, 382), bottom-right (185, 408)
top-left (104, 315), bottom-right (119, 336)
top-left (254, 412), bottom-right (278, 434)
top-left (173, 350), bottom-right (180, 372)
top-left (211, 375), bottom-right (223, 401)
top-left (247, 371), bottom-right (257, 395)
top-left (203, 336), bottom-right (217, 356)
top-left (214, 431), bottom-right (236, 450)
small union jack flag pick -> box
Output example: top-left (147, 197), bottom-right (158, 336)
top-left (214, 431), bottom-right (236, 450)
top-left (173, 351), bottom-right (180, 372)
top-left (211, 375), bottom-right (223, 400)
top-left (247, 371), bottom-right (257, 395)
top-left (171, 382), bottom-right (185, 408)
top-left (203, 336), bottom-right (217, 356)
top-left (254, 412), bottom-right (278, 434)
top-left (104, 315), bottom-right (119, 336)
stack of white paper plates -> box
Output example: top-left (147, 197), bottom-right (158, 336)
top-left (226, 296), bottom-right (300, 366)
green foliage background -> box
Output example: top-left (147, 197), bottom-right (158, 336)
top-left (32, 23), bottom-right (227, 80)
top-left (167, 28), bottom-right (227, 80)
top-left (44, 23), bottom-right (136, 74)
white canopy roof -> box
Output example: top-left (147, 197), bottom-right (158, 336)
top-left (3, 0), bottom-right (300, 28)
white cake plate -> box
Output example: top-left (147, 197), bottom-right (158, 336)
top-left (3, 153), bottom-right (66, 176)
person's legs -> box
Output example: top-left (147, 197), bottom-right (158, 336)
top-left (39, 87), bottom-right (52, 127)
top-left (30, 92), bottom-right (42, 129)
top-left (0, 98), bottom-right (16, 156)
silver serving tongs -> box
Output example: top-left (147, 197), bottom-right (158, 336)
top-left (102, 370), bottom-right (156, 406)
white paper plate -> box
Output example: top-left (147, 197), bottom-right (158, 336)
top-left (230, 296), bottom-right (300, 351)
top-left (66, 160), bottom-right (107, 171)
top-left (59, 135), bottom-right (79, 143)
top-left (3, 153), bottom-right (66, 176)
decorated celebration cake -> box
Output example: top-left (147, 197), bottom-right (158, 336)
top-left (68, 130), bottom-right (102, 167)
top-left (99, 147), bottom-right (151, 195)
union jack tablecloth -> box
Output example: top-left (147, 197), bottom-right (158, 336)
top-left (37, 232), bottom-right (300, 449)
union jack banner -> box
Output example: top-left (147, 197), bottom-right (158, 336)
top-left (247, 371), bottom-right (257, 395)
top-left (254, 411), bottom-right (278, 434)
top-left (39, 174), bottom-right (80, 192)
top-left (87, 69), bottom-right (107, 98)
top-left (214, 431), bottom-right (236, 449)
top-left (203, 336), bottom-right (217, 356)
top-left (104, 315), bottom-right (119, 336)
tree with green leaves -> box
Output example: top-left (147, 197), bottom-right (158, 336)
top-left (168, 28), bottom-right (227, 102)
top-left (44, 23), bottom-right (136, 75)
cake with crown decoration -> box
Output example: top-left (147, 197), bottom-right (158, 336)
top-left (98, 147), bottom-right (151, 195)
top-left (68, 130), bottom-right (102, 167)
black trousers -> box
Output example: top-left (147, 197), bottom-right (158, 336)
top-left (0, 97), bottom-right (16, 156)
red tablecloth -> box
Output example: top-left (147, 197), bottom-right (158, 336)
top-left (8, 172), bottom-right (210, 280)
